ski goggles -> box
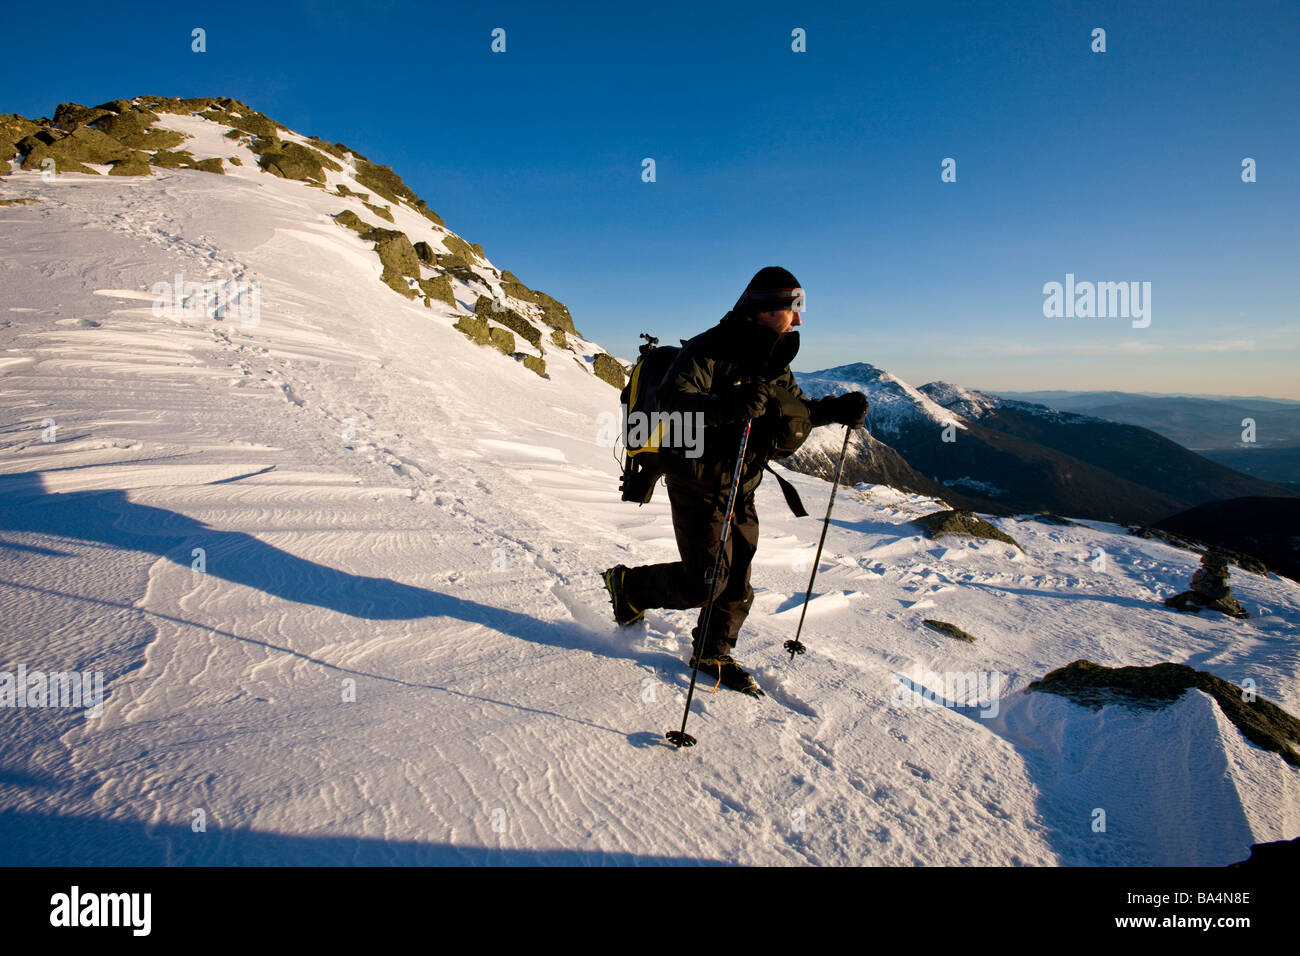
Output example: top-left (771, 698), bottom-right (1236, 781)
top-left (737, 286), bottom-right (805, 314)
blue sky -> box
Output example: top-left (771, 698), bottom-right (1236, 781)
top-left (4, 0), bottom-right (1297, 396)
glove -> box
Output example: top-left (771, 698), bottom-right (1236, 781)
top-left (824, 391), bottom-right (869, 428)
top-left (715, 379), bottom-right (774, 424)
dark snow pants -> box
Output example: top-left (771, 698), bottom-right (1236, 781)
top-left (623, 472), bottom-right (760, 658)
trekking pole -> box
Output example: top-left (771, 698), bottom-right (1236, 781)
top-left (666, 418), bottom-right (754, 749)
top-left (785, 424), bottom-right (853, 661)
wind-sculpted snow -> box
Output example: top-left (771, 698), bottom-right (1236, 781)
top-left (1, 130), bottom-right (1298, 867)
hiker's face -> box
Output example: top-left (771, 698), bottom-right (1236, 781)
top-left (755, 309), bottom-right (801, 335)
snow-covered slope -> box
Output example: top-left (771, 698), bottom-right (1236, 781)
top-left (2, 105), bottom-right (1298, 866)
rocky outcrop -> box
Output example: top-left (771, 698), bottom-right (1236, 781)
top-left (21, 126), bottom-right (131, 172)
top-left (923, 620), bottom-right (976, 643)
top-left (257, 140), bottom-right (341, 183)
top-left (1164, 549), bottom-right (1250, 618)
top-left (591, 352), bottom-right (626, 389)
top-left (1029, 660), bottom-right (1299, 766)
top-left (333, 210), bottom-right (370, 234)
top-left (474, 295), bottom-right (541, 348)
top-left (915, 510), bottom-right (1023, 551)
top-left (419, 276), bottom-right (456, 309)
top-left (108, 153), bottom-right (153, 176)
top-left (518, 353), bottom-right (547, 378)
top-left (7, 94), bottom-right (585, 382)
top-left (500, 270), bottom-right (577, 334)
top-left (370, 231), bottom-right (421, 299)
top-left (453, 314), bottom-right (489, 344)
top-left (413, 241), bottom-right (436, 265)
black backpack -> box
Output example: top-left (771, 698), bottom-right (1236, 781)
top-left (615, 332), bottom-right (812, 516)
top-left (618, 334), bottom-right (682, 504)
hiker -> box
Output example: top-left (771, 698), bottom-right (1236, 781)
top-left (602, 267), bottom-right (869, 694)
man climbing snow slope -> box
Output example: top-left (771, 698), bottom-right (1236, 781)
top-left (602, 267), bottom-right (869, 695)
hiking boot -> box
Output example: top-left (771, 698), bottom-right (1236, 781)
top-left (601, 565), bottom-right (644, 626)
top-left (688, 654), bottom-right (764, 697)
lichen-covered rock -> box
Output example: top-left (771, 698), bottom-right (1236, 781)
top-left (915, 510), bottom-right (1024, 551)
top-left (442, 234), bottom-right (477, 261)
top-left (499, 269), bottom-right (577, 334)
top-left (52, 102), bottom-right (112, 131)
top-left (591, 352), bottom-right (627, 389)
top-left (149, 149), bottom-right (196, 169)
top-left (16, 131), bottom-right (57, 153)
top-left (200, 105), bottom-right (279, 139)
top-left (353, 159), bottom-right (419, 207)
top-left (142, 96), bottom-right (222, 115)
top-left (437, 255), bottom-right (483, 288)
top-left (419, 275), bottom-right (456, 309)
top-left (475, 295), bottom-right (541, 347)
top-left (0, 114), bottom-right (41, 146)
top-left (413, 241), bottom-right (436, 265)
top-left (120, 127), bottom-right (187, 151)
top-left (257, 141), bottom-right (340, 183)
top-left (520, 353), bottom-right (547, 378)
top-left (67, 126), bottom-right (133, 162)
top-left (91, 107), bottom-right (160, 139)
top-left (336, 184), bottom-right (370, 200)
top-left (2, 119), bottom-right (29, 173)
top-left (359, 226), bottom-right (406, 243)
top-left (228, 156), bottom-right (242, 166)
top-left (108, 153), bottom-right (153, 176)
top-left (21, 126), bottom-right (131, 172)
top-left (549, 329), bottom-right (568, 349)
top-left (436, 253), bottom-right (472, 272)
top-left (533, 290), bottom-right (576, 334)
top-left (453, 314), bottom-right (489, 344)
top-left (489, 327), bottom-right (515, 355)
top-left (306, 136), bottom-right (350, 161)
top-left (413, 199), bottom-right (444, 227)
top-left (363, 201), bottom-right (394, 222)
top-left (146, 150), bottom-right (222, 173)
top-left (1027, 659), bottom-right (1300, 766)
top-left (923, 620), bottom-right (976, 643)
top-left (21, 151), bottom-right (94, 174)
top-left (1024, 512), bottom-right (1078, 526)
top-left (333, 209), bottom-right (370, 234)
top-left (93, 99), bottom-right (135, 114)
top-left (372, 232), bottom-right (421, 298)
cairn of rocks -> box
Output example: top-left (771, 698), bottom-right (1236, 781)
top-left (1165, 549), bottom-right (1250, 619)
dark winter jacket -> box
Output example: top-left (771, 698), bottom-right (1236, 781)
top-left (657, 310), bottom-right (835, 497)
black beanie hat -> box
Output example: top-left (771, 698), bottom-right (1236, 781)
top-left (733, 266), bottom-right (804, 316)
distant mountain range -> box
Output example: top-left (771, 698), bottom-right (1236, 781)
top-left (992, 391), bottom-right (1300, 486)
top-left (782, 365), bottom-right (1300, 527)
